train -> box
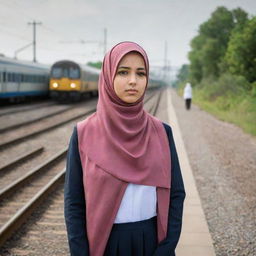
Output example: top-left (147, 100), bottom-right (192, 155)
top-left (0, 56), bottom-right (165, 103)
top-left (49, 60), bottom-right (100, 101)
top-left (0, 56), bottom-right (50, 102)
top-left (49, 60), bottom-right (164, 102)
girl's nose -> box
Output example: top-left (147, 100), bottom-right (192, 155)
top-left (128, 73), bottom-right (136, 85)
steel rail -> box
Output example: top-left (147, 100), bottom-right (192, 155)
top-left (0, 105), bottom-right (77, 133)
top-left (0, 102), bottom-right (55, 117)
top-left (0, 168), bottom-right (65, 247)
top-left (0, 147), bottom-right (67, 201)
top-left (0, 146), bottom-right (43, 173)
top-left (0, 107), bottom-right (96, 150)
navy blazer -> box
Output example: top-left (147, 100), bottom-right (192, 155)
top-left (64, 123), bottom-right (186, 256)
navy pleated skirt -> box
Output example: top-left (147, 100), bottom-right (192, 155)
top-left (104, 217), bottom-right (157, 256)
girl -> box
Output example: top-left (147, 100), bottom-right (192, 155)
top-left (64, 41), bottom-right (185, 256)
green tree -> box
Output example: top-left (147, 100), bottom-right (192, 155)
top-left (87, 61), bottom-right (102, 69)
top-left (177, 64), bottom-right (189, 83)
top-left (188, 6), bottom-right (248, 84)
top-left (188, 35), bottom-right (204, 83)
top-left (231, 7), bottom-right (248, 31)
top-left (225, 17), bottom-right (256, 84)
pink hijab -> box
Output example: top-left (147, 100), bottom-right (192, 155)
top-left (77, 42), bottom-right (171, 256)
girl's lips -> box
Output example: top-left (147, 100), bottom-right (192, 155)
top-left (126, 89), bottom-right (138, 92)
top-left (126, 90), bottom-right (138, 95)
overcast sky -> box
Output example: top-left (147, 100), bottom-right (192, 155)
top-left (0, 0), bottom-right (255, 70)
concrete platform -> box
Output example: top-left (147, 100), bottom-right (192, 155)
top-left (157, 88), bottom-right (216, 256)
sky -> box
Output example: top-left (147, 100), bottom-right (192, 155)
top-left (0, 0), bottom-right (255, 76)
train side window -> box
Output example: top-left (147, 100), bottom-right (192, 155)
top-left (3, 72), bottom-right (6, 82)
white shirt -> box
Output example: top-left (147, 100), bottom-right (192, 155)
top-left (183, 83), bottom-right (192, 99)
top-left (114, 183), bottom-right (157, 223)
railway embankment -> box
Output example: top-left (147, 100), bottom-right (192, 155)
top-left (171, 88), bottom-right (256, 256)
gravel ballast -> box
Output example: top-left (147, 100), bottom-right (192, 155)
top-left (170, 89), bottom-right (256, 256)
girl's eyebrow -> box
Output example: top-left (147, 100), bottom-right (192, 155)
top-left (118, 66), bottom-right (146, 70)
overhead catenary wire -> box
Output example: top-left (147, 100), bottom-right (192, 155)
top-left (0, 0), bottom-right (109, 63)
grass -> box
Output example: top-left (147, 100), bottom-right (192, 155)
top-left (178, 86), bottom-right (256, 136)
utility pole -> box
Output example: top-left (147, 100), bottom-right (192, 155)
top-left (28, 20), bottom-right (42, 62)
top-left (103, 28), bottom-right (107, 56)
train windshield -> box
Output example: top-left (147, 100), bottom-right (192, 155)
top-left (51, 66), bottom-right (80, 79)
top-left (69, 67), bottom-right (80, 79)
top-left (51, 67), bottom-right (62, 78)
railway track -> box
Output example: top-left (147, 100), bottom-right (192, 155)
top-left (0, 146), bottom-right (43, 173)
top-left (0, 88), bottom-right (164, 254)
top-left (0, 101), bottom-right (55, 117)
top-left (0, 104), bottom-right (77, 133)
top-left (0, 105), bottom-right (97, 150)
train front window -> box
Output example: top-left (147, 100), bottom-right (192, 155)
top-left (51, 63), bottom-right (80, 79)
top-left (69, 68), bottom-right (80, 79)
top-left (51, 67), bottom-right (62, 78)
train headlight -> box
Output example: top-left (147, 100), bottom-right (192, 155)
top-left (70, 83), bottom-right (76, 88)
top-left (53, 82), bottom-right (58, 88)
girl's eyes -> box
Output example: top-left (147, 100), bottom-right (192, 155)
top-left (117, 71), bottom-right (146, 77)
top-left (117, 70), bottom-right (128, 75)
top-left (138, 72), bottom-right (146, 77)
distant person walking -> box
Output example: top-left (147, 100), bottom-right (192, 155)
top-left (183, 82), bottom-right (192, 110)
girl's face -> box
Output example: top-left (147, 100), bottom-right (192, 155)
top-left (113, 52), bottom-right (147, 104)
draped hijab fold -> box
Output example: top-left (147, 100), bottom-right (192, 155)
top-left (77, 41), bottom-right (171, 256)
